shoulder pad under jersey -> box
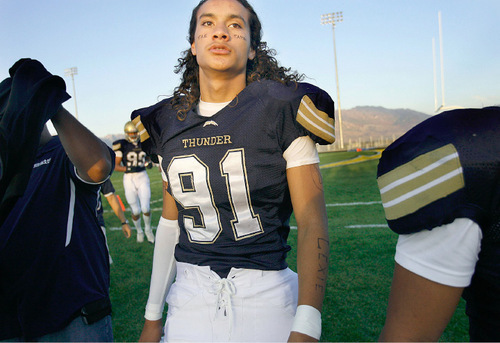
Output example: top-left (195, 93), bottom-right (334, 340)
top-left (265, 81), bottom-right (336, 145)
top-left (112, 139), bottom-right (125, 152)
top-left (130, 98), bottom-right (171, 163)
top-left (377, 106), bottom-right (500, 235)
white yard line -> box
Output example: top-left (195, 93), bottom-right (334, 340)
top-left (106, 193), bottom-right (386, 231)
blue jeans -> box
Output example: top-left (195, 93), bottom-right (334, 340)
top-left (3, 315), bottom-right (113, 342)
top-left (38, 315), bottom-right (113, 342)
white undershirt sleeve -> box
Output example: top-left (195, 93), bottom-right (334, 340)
top-left (144, 217), bottom-right (180, 320)
top-left (395, 217), bottom-right (482, 287)
top-left (157, 156), bottom-right (168, 182)
top-left (283, 136), bottom-right (319, 169)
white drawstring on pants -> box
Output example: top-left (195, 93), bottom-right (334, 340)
top-left (210, 278), bottom-right (236, 337)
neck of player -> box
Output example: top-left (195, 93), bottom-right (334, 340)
top-left (198, 68), bottom-right (247, 103)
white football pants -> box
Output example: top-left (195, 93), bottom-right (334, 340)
top-left (122, 170), bottom-right (151, 216)
top-left (163, 262), bottom-right (298, 342)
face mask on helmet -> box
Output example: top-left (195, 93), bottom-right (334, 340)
top-left (124, 121), bottom-right (139, 143)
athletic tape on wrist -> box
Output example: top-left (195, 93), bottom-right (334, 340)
top-left (144, 304), bottom-right (163, 321)
top-left (290, 305), bottom-right (322, 340)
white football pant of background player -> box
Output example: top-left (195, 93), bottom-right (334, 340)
top-left (123, 171), bottom-right (153, 243)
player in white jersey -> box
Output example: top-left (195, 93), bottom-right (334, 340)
top-left (113, 122), bottom-right (154, 243)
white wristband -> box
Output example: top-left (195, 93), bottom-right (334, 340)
top-left (290, 305), bottom-right (322, 340)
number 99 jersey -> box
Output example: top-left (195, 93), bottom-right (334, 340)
top-left (112, 139), bottom-right (147, 173)
top-left (131, 80), bottom-right (335, 273)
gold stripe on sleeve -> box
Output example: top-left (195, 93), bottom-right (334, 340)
top-left (132, 115), bottom-right (150, 142)
top-left (297, 95), bottom-right (335, 144)
top-left (377, 144), bottom-right (465, 220)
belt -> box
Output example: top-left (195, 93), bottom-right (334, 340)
top-left (80, 297), bottom-right (112, 325)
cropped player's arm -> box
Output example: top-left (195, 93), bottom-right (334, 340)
top-left (51, 106), bottom-right (112, 183)
top-left (139, 181), bottom-right (179, 342)
top-left (105, 193), bottom-right (131, 238)
top-left (287, 163), bottom-right (329, 342)
top-left (379, 218), bottom-right (481, 341)
top-left (379, 263), bottom-right (463, 342)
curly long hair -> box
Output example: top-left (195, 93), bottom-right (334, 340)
top-left (171, 0), bottom-right (304, 120)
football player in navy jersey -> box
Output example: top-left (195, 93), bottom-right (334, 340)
top-left (377, 107), bottom-right (500, 341)
top-left (0, 59), bottom-right (115, 341)
top-left (135, 0), bottom-right (334, 342)
top-left (113, 121), bottom-right (154, 243)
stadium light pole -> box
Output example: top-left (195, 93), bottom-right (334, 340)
top-left (64, 67), bottom-right (79, 120)
top-left (321, 11), bottom-right (344, 149)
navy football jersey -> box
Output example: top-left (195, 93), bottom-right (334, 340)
top-left (0, 137), bottom-right (112, 340)
top-left (377, 107), bottom-right (499, 236)
top-left (112, 139), bottom-right (147, 173)
top-left (377, 107), bottom-right (500, 341)
top-left (132, 80), bottom-right (334, 273)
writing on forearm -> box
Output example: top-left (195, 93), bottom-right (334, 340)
top-left (316, 237), bottom-right (329, 292)
top-left (312, 166), bottom-right (324, 190)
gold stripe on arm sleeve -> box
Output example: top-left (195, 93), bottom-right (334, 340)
top-left (297, 95), bottom-right (335, 144)
top-left (132, 115), bottom-right (150, 142)
top-left (377, 144), bottom-right (465, 220)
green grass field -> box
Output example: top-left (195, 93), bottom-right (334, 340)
top-left (103, 150), bottom-right (469, 342)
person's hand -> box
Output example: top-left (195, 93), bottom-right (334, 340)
top-left (288, 331), bottom-right (318, 342)
top-left (122, 223), bottom-right (132, 238)
top-left (139, 319), bottom-right (163, 342)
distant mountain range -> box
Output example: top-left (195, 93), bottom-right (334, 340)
top-left (99, 106), bottom-right (432, 147)
top-left (340, 106), bottom-right (431, 143)
top-left (101, 134), bottom-right (125, 148)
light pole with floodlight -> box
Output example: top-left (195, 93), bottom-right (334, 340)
top-left (321, 12), bottom-right (344, 149)
top-left (64, 67), bottom-right (79, 120)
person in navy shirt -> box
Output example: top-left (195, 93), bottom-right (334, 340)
top-left (0, 59), bottom-right (115, 341)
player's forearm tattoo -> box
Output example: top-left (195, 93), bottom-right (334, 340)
top-left (312, 166), bottom-right (324, 191)
top-left (316, 237), bottom-right (329, 292)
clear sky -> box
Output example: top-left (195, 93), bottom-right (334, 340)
top-left (1, 0), bottom-right (499, 137)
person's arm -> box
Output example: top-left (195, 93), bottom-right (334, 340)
top-left (114, 155), bottom-right (126, 172)
top-left (139, 181), bottom-right (179, 342)
top-left (105, 193), bottom-right (132, 238)
top-left (51, 106), bottom-right (112, 183)
top-left (379, 263), bottom-right (464, 342)
top-left (287, 163), bottom-right (329, 342)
